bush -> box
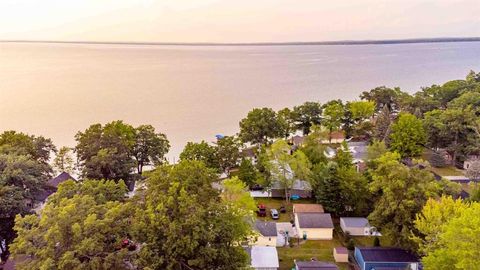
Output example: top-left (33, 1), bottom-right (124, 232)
top-left (343, 231), bottom-right (352, 244)
top-left (373, 237), bottom-right (380, 247)
top-left (346, 239), bottom-right (355, 250)
top-left (429, 151), bottom-right (446, 168)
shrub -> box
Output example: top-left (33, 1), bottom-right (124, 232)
top-left (346, 239), bottom-right (355, 250)
top-left (429, 151), bottom-right (446, 168)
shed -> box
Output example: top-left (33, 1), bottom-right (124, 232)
top-left (246, 246), bottom-right (279, 270)
top-left (295, 260), bottom-right (339, 270)
top-left (340, 217), bottom-right (379, 236)
top-left (354, 247), bottom-right (419, 270)
top-left (295, 213), bottom-right (333, 240)
top-left (253, 221), bottom-right (278, 247)
top-left (333, 247), bottom-right (349, 263)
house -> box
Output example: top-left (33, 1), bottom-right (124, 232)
top-left (32, 172), bottom-right (76, 212)
top-left (333, 247), bottom-right (349, 263)
top-left (321, 131), bottom-right (345, 144)
top-left (253, 221), bottom-right (278, 247)
top-left (293, 204), bottom-right (324, 214)
top-left (291, 135), bottom-right (305, 148)
top-left (347, 141), bottom-right (368, 172)
top-left (354, 247), bottom-right (419, 270)
top-left (241, 147), bottom-right (257, 164)
top-left (270, 179), bottom-right (312, 198)
top-left (245, 246), bottom-right (279, 270)
top-left (295, 260), bottom-right (339, 270)
top-left (340, 218), bottom-right (380, 236)
top-left (294, 213), bottom-right (334, 240)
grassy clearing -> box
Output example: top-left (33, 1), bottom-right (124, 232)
top-left (430, 166), bottom-right (465, 176)
top-left (277, 239), bottom-right (348, 270)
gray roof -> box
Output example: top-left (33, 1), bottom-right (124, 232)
top-left (255, 221), bottom-right (277, 237)
top-left (295, 261), bottom-right (339, 270)
top-left (341, 217), bottom-right (370, 228)
top-left (297, 213), bottom-right (333, 229)
top-left (48, 172), bottom-right (76, 188)
top-left (347, 141), bottom-right (368, 161)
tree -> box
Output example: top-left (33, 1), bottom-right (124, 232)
top-left (75, 121), bottom-right (136, 182)
top-left (311, 162), bottom-right (344, 214)
top-left (10, 180), bottom-right (134, 270)
top-left (422, 202), bottom-right (480, 270)
top-left (238, 158), bottom-right (258, 187)
top-left (292, 102), bottom-right (322, 135)
top-left (368, 152), bottom-right (440, 249)
top-left (373, 105), bottom-right (392, 142)
top-left (239, 108), bottom-right (281, 145)
top-left (412, 196), bottom-right (468, 256)
top-left (133, 161), bottom-right (252, 270)
top-left (221, 177), bottom-right (257, 217)
top-left (266, 140), bottom-right (311, 204)
top-left (366, 140), bottom-right (388, 162)
top-left (348, 100), bottom-right (375, 139)
top-left (216, 136), bottom-right (241, 176)
top-left (390, 113), bottom-right (427, 157)
top-left (0, 131), bottom-right (57, 166)
top-left (323, 101), bottom-right (345, 142)
top-left (53, 146), bottom-right (76, 175)
top-left (133, 125), bottom-right (170, 174)
top-left (466, 160), bottom-right (480, 182)
top-left (277, 108), bottom-right (296, 139)
top-left (179, 141), bottom-right (219, 170)
top-left (360, 86), bottom-right (403, 112)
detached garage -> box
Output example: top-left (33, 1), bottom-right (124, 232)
top-left (295, 213), bottom-right (333, 240)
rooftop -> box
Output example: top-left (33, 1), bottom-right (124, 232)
top-left (295, 261), bottom-right (339, 270)
top-left (297, 213), bottom-right (333, 229)
top-left (334, 247), bottom-right (348, 254)
top-left (48, 172), bottom-right (76, 188)
top-left (293, 204), bottom-right (324, 213)
top-left (357, 247), bottom-right (418, 263)
top-left (341, 217), bottom-right (370, 228)
top-left (255, 221), bottom-right (277, 237)
top-left (247, 246), bottom-right (279, 268)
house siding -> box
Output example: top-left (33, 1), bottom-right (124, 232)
top-left (295, 215), bottom-right (333, 240)
top-left (365, 262), bottom-right (417, 270)
top-left (354, 248), bottom-right (366, 270)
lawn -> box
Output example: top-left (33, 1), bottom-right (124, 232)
top-left (430, 166), bottom-right (465, 176)
top-left (277, 239), bottom-right (349, 270)
top-left (254, 197), bottom-right (316, 222)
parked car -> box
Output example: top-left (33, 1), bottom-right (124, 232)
top-left (279, 205), bottom-right (286, 213)
top-left (270, 209), bottom-right (279, 220)
top-left (257, 204), bottom-right (267, 217)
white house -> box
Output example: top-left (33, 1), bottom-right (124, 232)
top-left (295, 213), bottom-right (334, 240)
top-left (246, 246), bottom-right (279, 270)
top-left (340, 217), bottom-right (380, 236)
top-left (253, 221), bottom-right (278, 247)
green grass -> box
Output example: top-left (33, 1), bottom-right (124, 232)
top-left (254, 198), bottom-right (316, 222)
top-left (277, 239), bottom-right (348, 270)
top-left (430, 166), bottom-right (465, 176)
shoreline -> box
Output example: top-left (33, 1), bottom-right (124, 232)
top-left (2, 37), bottom-right (480, 47)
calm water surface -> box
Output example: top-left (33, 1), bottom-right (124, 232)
top-left (1, 42), bottom-right (479, 160)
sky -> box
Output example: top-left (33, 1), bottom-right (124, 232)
top-left (0, 0), bottom-right (479, 43)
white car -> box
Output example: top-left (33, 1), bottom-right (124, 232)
top-left (270, 209), bottom-right (279, 220)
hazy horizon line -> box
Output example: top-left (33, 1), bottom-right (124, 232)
top-left (1, 37), bottom-right (480, 46)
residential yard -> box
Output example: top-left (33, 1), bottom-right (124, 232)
top-left (254, 197), bottom-right (316, 222)
top-left (430, 165), bottom-right (465, 176)
top-left (277, 239), bottom-right (349, 270)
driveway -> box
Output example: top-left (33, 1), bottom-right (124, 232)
top-left (276, 222), bottom-right (296, 247)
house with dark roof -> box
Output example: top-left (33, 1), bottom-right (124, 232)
top-left (253, 221), bottom-right (278, 247)
top-left (294, 213), bottom-right (333, 240)
top-left (48, 172), bottom-right (76, 188)
top-left (354, 247), bottom-right (419, 270)
top-left (295, 260), bottom-right (339, 270)
top-left (32, 172), bottom-right (76, 213)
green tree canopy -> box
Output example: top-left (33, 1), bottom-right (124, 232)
top-left (216, 136), bottom-right (241, 176)
top-left (292, 102), bottom-right (323, 135)
top-left (239, 107), bottom-right (281, 145)
top-left (132, 124), bottom-right (170, 174)
top-left (390, 113), bottom-right (427, 157)
top-left (179, 140), bottom-right (220, 171)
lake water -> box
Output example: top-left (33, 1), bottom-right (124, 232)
top-left (1, 42), bottom-right (480, 160)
